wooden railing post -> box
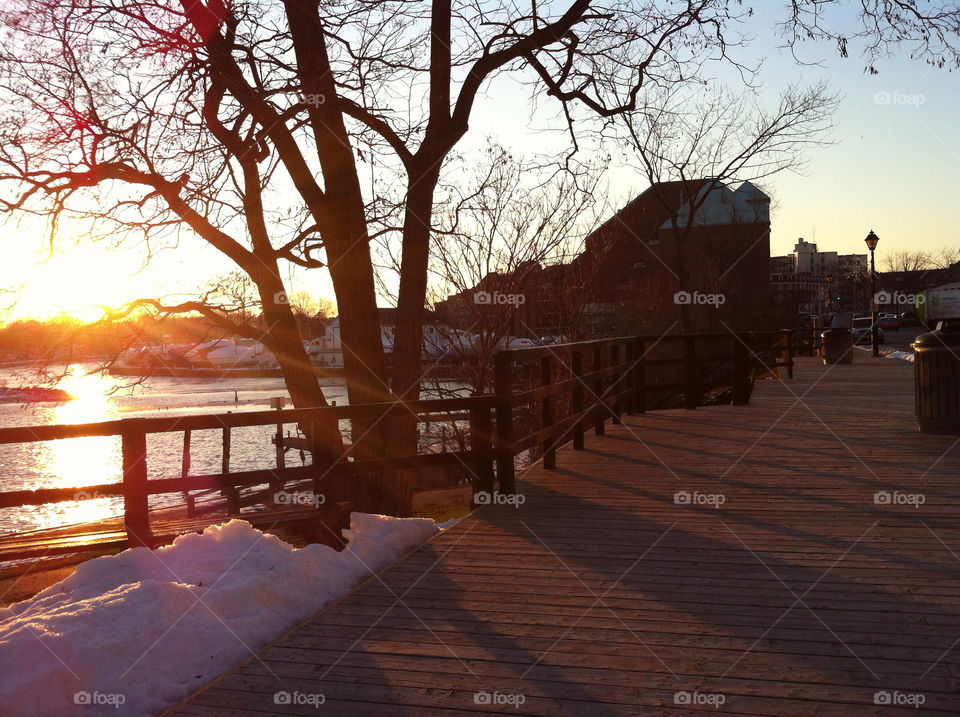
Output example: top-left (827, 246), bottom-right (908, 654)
top-left (782, 329), bottom-right (795, 379)
top-left (572, 349), bottom-right (585, 450)
top-left (121, 420), bottom-right (150, 546)
top-left (683, 336), bottom-right (698, 410)
top-left (307, 420), bottom-right (324, 503)
top-left (222, 426), bottom-right (240, 513)
top-left (494, 352), bottom-right (515, 495)
top-left (540, 355), bottom-right (556, 469)
top-left (634, 337), bottom-right (646, 414)
top-left (271, 398), bottom-right (285, 501)
top-left (610, 344), bottom-right (622, 425)
top-left (732, 335), bottom-right (750, 406)
top-left (593, 345), bottom-right (605, 435)
top-left (182, 429), bottom-right (194, 517)
top-left (305, 410), bottom-right (348, 506)
top-left (470, 402), bottom-right (494, 502)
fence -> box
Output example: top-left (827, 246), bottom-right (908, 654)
top-left (0, 330), bottom-right (795, 557)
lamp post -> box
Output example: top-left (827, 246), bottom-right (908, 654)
top-left (864, 230), bottom-right (880, 357)
top-left (826, 274), bottom-right (833, 317)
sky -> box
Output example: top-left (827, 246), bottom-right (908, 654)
top-left (2, 3), bottom-right (958, 323)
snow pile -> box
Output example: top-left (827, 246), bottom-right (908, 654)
top-left (884, 349), bottom-right (915, 363)
top-left (853, 345), bottom-right (915, 363)
top-left (0, 513), bottom-right (439, 716)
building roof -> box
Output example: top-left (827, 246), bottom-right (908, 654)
top-left (880, 268), bottom-right (956, 290)
top-left (659, 180), bottom-right (771, 229)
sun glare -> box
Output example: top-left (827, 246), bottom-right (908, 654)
top-left (13, 245), bottom-right (137, 322)
top-left (31, 367), bottom-right (123, 527)
top-left (56, 368), bottom-right (114, 423)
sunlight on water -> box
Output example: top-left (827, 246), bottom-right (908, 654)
top-left (34, 368), bottom-right (123, 529)
top-left (0, 367), bottom-right (367, 535)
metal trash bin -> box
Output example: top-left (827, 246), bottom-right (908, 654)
top-left (913, 328), bottom-right (960, 434)
top-left (821, 328), bottom-right (854, 365)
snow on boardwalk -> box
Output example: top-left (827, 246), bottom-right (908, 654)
top-left (174, 356), bottom-right (960, 716)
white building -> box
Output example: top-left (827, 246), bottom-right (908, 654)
top-left (308, 311), bottom-right (459, 366)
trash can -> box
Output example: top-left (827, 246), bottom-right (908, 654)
top-left (821, 328), bottom-right (854, 365)
top-left (913, 328), bottom-right (960, 434)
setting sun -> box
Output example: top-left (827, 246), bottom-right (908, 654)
top-left (13, 245), bottom-right (135, 322)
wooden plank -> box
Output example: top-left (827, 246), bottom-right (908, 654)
top-left (155, 357), bottom-right (960, 713)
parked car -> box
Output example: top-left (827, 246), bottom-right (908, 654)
top-left (851, 317), bottom-right (884, 345)
top-left (501, 337), bottom-right (543, 350)
top-left (898, 312), bottom-right (922, 327)
top-left (879, 315), bottom-right (901, 331)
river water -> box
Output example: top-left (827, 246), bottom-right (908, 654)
top-left (0, 365), bottom-right (360, 535)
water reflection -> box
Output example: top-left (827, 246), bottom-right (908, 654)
top-left (35, 369), bottom-right (123, 529)
top-left (0, 367), bottom-right (427, 535)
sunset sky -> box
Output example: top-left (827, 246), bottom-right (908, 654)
top-left (2, 4), bottom-right (958, 323)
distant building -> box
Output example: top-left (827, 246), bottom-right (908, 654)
top-left (436, 179), bottom-right (775, 338)
top-left (770, 238), bottom-right (868, 317)
top-left (770, 272), bottom-right (827, 317)
top-left (313, 308), bottom-right (449, 365)
top-left (877, 266), bottom-right (960, 312)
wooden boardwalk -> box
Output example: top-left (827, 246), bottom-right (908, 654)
top-left (173, 355), bottom-right (960, 715)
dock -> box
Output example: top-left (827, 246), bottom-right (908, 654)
top-left (172, 354), bottom-right (960, 715)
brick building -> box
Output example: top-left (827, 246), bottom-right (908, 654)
top-left (437, 179), bottom-right (775, 338)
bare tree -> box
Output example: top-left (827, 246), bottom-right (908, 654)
top-left (625, 82), bottom-right (838, 331)
top-left (882, 246), bottom-right (960, 295)
top-left (781, 0), bottom-right (960, 72)
top-left (420, 143), bottom-right (603, 394)
top-left (927, 246), bottom-right (960, 272)
top-left (0, 2), bottom-right (745, 515)
top-left (0, 1), bottom-right (957, 513)
top-left (885, 251), bottom-right (936, 272)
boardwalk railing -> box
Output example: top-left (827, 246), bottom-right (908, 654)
top-left (0, 330), bottom-right (795, 555)
top-left (487, 330), bottom-right (793, 494)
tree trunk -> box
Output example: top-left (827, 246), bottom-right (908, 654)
top-left (323, 209), bottom-right (412, 516)
top-left (382, 170), bottom-right (442, 514)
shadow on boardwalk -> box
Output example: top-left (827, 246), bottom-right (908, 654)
top-left (172, 356), bottom-right (960, 716)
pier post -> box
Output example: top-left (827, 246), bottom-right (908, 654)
top-left (572, 349), bottom-right (585, 450)
top-left (593, 345), bottom-right (605, 435)
top-left (732, 336), bottom-right (750, 405)
top-left (610, 343), bottom-right (622, 425)
top-left (469, 402), bottom-right (494, 502)
top-left (121, 420), bottom-right (150, 546)
top-left (540, 355), bottom-right (556, 469)
top-left (683, 336), bottom-right (698, 409)
top-left (634, 337), bottom-right (646, 414)
top-left (494, 352), bottom-right (515, 495)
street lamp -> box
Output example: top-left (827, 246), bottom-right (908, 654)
top-left (864, 230), bottom-right (880, 357)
